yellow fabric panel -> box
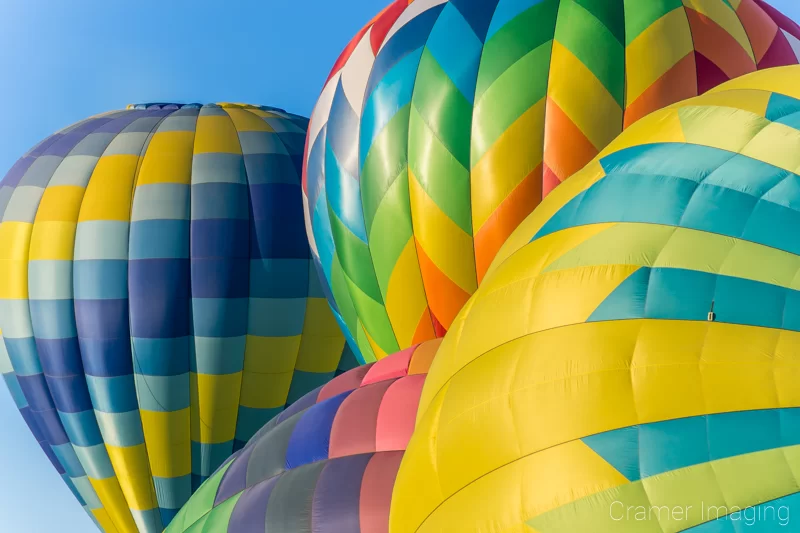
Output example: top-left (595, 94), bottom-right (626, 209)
top-left (708, 66), bottom-right (800, 98)
top-left (89, 477), bottom-right (139, 533)
top-left (78, 155), bottom-right (138, 221)
top-left (223, 108), bottom-right (273, 132)
top-left (104, 444), bottom-right (159, 511)
top-left (625, 8), bottom-right (694, 105)
top-left (740, 121), bottom-right (800, 173)
top-left (91, 508), bottom-right (118, 533)
top-left (677, 105), bottom-right (770, 153)
top-left (384, 237), bottom-right (429, 349)
top-left (190, 372), bottom-right (242, 444)
top-left (408, 170), bottom-right (477, 294)
top-left (543, 224), bottom-right (800, 291)
top-left (295, 298), bottom-right (345, 373)
top-left (471, 98), bottom-right (545, 232)
top-left (139, 409), bottom-right (191, 478)
top-left (242, 335), bottom-right (300, 374)
top-left (391, 437), bottom-right (629, 533)
top-left (671, 88), bottom-right (770, 117)
top-left (0, 222), bottom-right (32, 299)
top-left (34, 185), bottom-right (84, 221)
top-left (547, 41), bottom-right (622, 151)
top-left (598, 108), bottom-right (686, 158)
top-left (238, 369), bottom-right (292, 409)
top-left (29, 221), bottom-right (77, 261)
top-left (88, 477), bottom-right (138, 533)
top-left (682, 0), bottom-right (755, 62)
top-left (135, 131), bottom-right (195, 185)
top-left (193, 115), bottom-right (242, 155)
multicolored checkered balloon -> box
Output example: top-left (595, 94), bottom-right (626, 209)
top-left (0, 103), bottom-right (350, 532)
top-left (302, 0), bottom-right (800, 362)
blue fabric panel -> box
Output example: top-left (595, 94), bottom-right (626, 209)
top-left (85, 375), bottom-right (138, 413)
top-left (132, 337), bottom-right (190, 376)
top-left (73, 442), bottom-right (115, 479)
top-left (5, 337), bottom-right (42, 376)
top-left (36, 337), bottom-right (82, 376)
top-left (128, 220), bottom-right (190, 259)
top-left (73, 260), bottom-right (128, 300)
top-left (60, 410), bottom-right (103, 447)
top-left (249, 184), bottom-right (308, 259)
top-left (45, 374), bottom-right (93, 413)
top-left (191, 219), bottom-right (249, 259)
top-left (582, 426), bottom-right (641, 481)
top-left (190, 258), bottom-right (250, 298)
top-left (78, 336), bottom-right (133, 378)
top-left (588, 267), bottom-right (651, 322)
top-left (129, 259), bottom-right (190, 338)
top-left (190, 298), bottom-right (248, 338)
top-left (249, 259), bottom-right (309, 299)
top-left (285, 391), bottom-right (350, 470)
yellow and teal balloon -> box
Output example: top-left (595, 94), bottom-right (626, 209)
top-left (303, 0), bottom-right (800, 363)
top-left (391, 66), bottom-right (800, 532)
top-left (0, 103), bottom-right (349, 532)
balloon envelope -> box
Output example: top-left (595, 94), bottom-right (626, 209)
top-left (392, 66), bottom-right (800, 533)
top-left (303, 0), bottom-right (800, 362)
top-left (165, 339), bottom-right (440, 533)
top-left (0, 103), bottom-right (349, 532)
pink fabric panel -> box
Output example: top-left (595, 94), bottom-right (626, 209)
top-left (359, 451), bottom-right (404, 533)
top-left (328, 380), bottom-right (393, 458)
top-left (362, 345), bottom-right (417, 385)
top-left (318, 363), bottom-right (374, 402)
top-left (375, 374), bottom-right (426, 452)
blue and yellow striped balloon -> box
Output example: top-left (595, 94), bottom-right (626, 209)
top-left (0, 103), bottom-right (350, 532)
top-left (392, 66), bottom-right (800, 533)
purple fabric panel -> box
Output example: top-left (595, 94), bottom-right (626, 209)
top-left (2, 156), bottom-right (36, 187)
top-left (29, 134), bottom-right (63, 157)
top-left (226, 475), bottom-right (280, 533)
top-left (312, 454), bottom-right (371, 533)
top-left (94, 110), bottom-right (146, 133)
top-left (215, 444), bottom-right (255, 506)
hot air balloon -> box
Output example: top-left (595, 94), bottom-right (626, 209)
top-left (391, 66), bottom-right (800, 533)
top-left (302, 0), bottom-right (800, 362)
top-left (164, 339), bottom-right (441, 533)
top-left (0, 103), bottom-right (351, 532)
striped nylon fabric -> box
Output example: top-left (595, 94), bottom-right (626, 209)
top-left (302, 0), bottom-right (800, 362)
top-left (164, 339), bottom-right (440, 533)
top-left (0, 103), bottom-right (349, 532)
top-left (391, 65), bottom-right (800, 532)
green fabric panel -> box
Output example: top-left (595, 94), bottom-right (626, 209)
top-left (328, 207), bottom-right (383, 303)
top-left (623, 0), bottom-right (683, 45)
top-left (264, 461), bottom-right (327, 532)
top-left (356, 322), bottom-right (378, 363)
top-left (555, 0), bottom-right (625, 107)
top-left (369, 169), bottom-right (414, 294)
top-left (527, 445), bottom-right (800, 532)
top-left (408, 106), bottom-right (472, 235)
top-left (361, 105), bottom-right (411, 236)
top-left (200, 492), bottom-right (242, 532)
top-left (182, 514), bottom-right (209, 533)
top-left (411, 48), bottom-right (473, 169)
top-left (171, 461), bottom-right (232, 532)
top-left (475, 0), bottom-right (559, 102)
top-left (574, 0), bottom-right (625, 43)
top-left (472, 40), bottom-right (553, 166)
top-left (345, 274), bottom-right (400, 354)
top-left (330, 254), bottom-right (360, 337)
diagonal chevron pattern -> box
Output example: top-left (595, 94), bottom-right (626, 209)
top-left (302, 0), bottom-right (800, 360)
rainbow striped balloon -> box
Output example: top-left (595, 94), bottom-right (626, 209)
top-left (302, 0), bottom-right (800, 361)
top-left (0, 103), bottom-right (349, 532)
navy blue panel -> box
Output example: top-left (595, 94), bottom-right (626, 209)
top-left (31, 407), bottom-right (69, 446)
top-left (74, 298), bottom-right (129, 340)
top-left (2, 155), bottom-right (35, 187)
top-left (190, 219), bottom-right (250, 259)
top-left (129, 259), bottom-right (190, 338)
top-left (645, 268), bottom-right (715, 321)
top-left (450, 0), bottom-right (501, 40)
top-left (243, 154), bottom-right (299, 185)
top-left (285, 391), bottom-right (351, 470)
top-left (190, 258), bottom-right (250, 298)
top-left (36, 337), bottom-right (83, 376)
top-left (19, 405), bottom-right (46, 443)
top-left (45, 374), bottom-right (93, 414)
top-left (17, 373), bottom-right (55, 411)
top-left (249, 185), bottom-right (309, 259)
top-left (78, 337), bottom-right (133, 378)
top-left (365, 3), bottom-right (446, 99)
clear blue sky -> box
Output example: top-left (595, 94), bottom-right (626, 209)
top-left (1, 1), bottom-right (799, 532)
